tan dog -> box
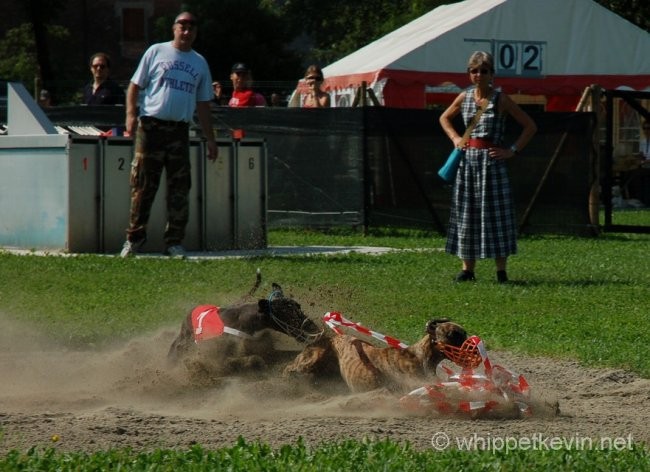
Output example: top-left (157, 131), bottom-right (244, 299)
top-left (284, 318), bottom-right (468, 393)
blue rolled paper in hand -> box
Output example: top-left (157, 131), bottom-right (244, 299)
top-left (438, 147), bottom-right (464, 182)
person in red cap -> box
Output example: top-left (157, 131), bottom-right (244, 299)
top-left (228, 63), bottom-right (267, 107)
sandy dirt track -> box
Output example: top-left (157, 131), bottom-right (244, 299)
top-left (1, 315), bottom-right (649, 454)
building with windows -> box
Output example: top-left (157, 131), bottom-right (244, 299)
top-left (0, 1), bottom-right (183, 99)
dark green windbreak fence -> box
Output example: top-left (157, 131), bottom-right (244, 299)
top-left (212, 107), bottom-right (595, 235)
top-left (43, 106), bottom-right (596, 235)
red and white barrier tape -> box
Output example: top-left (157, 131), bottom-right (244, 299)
top-left (400, 336), bottom-right (532, 417)
top-left (323, 311), bottom-right (409, 349)
top-left (322, 311), bottom-right (532, 417)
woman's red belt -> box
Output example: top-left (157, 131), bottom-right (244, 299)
top-left (467, 138), bottom-right (495, 149)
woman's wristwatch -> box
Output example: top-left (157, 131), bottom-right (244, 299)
top-left (509, 144), bottom-right (519, 155)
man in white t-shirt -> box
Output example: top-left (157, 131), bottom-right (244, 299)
top-left (121, 12), bottom-right (217, 258)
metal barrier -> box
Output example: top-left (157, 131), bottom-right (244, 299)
top-left (0, 82), bottom-right (267, 253)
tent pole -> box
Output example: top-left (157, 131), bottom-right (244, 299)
top-left (588, 86), bottom-right (603, 233)
top-left (352, 82), bottom-right (381, 107)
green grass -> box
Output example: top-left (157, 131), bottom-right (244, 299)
top-left (1, 227), bottom-right (649, 469)
top-left (1, 228), bottom-right (648, 376)
top-left (607, 208), bottom-right (650, 226)
top-left (1, 439), bottom-right (648, 471)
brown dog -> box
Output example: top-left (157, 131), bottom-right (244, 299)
top-left (284, 318), bottom-right (468, 393)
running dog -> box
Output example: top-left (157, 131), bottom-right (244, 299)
top-left (283, 318), bottom-right (468, 393)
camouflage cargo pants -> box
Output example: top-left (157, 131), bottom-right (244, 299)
top-left (126, 117), bottom-right (191, 246)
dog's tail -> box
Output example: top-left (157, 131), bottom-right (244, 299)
top-left (248, 268), bottom-right (262, 296)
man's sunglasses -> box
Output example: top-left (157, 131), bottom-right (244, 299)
top-left (176, 19), bottom-right (196, 29)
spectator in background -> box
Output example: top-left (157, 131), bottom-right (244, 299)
top-left (228, 63), bottom-right (267, 107)
top-left (38, 89), bottom-right (52, 108)
top-left (301, 65), bottom-right (330, 108)
top-left (270, 92), bottom-right (286, 107)
top-left (639, 120), bottom-right (650, 161)
top-left (83, 52), bottom-right (125, 105)
top-left (211, 81), bottom-right (228, 106)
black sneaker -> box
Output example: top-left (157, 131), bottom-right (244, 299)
top-left (496, 270), bottom-right (509, 284)
top-left (454, 270), bottom-right (476, 282)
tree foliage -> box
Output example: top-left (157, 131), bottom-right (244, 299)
top-left (0, 0), bottom-right (647, 100)
top-left (0, 24), bottom-right (70, 90)
top-left (0, 0), bottom-right (76, 100)
top-left (0, 24), bottom-right (39, 83)
top-left (183, 0), bottom-right (302, 83)
top-left (597, 0), bottom-right (650, 32)
top-left (177, 0), bottom-right (449, 81)
top-left (276, 0), bottom-right (449, 65)
top-left (280, 0), bottom-right (649, 66)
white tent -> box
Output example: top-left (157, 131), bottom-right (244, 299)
top-left (319, 0), bottom-right (650, 110)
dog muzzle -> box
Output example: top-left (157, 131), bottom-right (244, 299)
top-left (437, 336), bottom-right (483, 369)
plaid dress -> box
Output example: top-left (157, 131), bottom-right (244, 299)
top-left (445, 86), bottom-right (517, 259)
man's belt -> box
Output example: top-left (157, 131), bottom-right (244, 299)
top-left (140, 116), bottom-right (188, 127)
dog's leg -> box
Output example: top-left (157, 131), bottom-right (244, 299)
top-left (283, 338), bottom-right (338, 376)
top-left (331, 336), bottom-right (383, 393)
top-left (167, 312), bottom-right (194, 365)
